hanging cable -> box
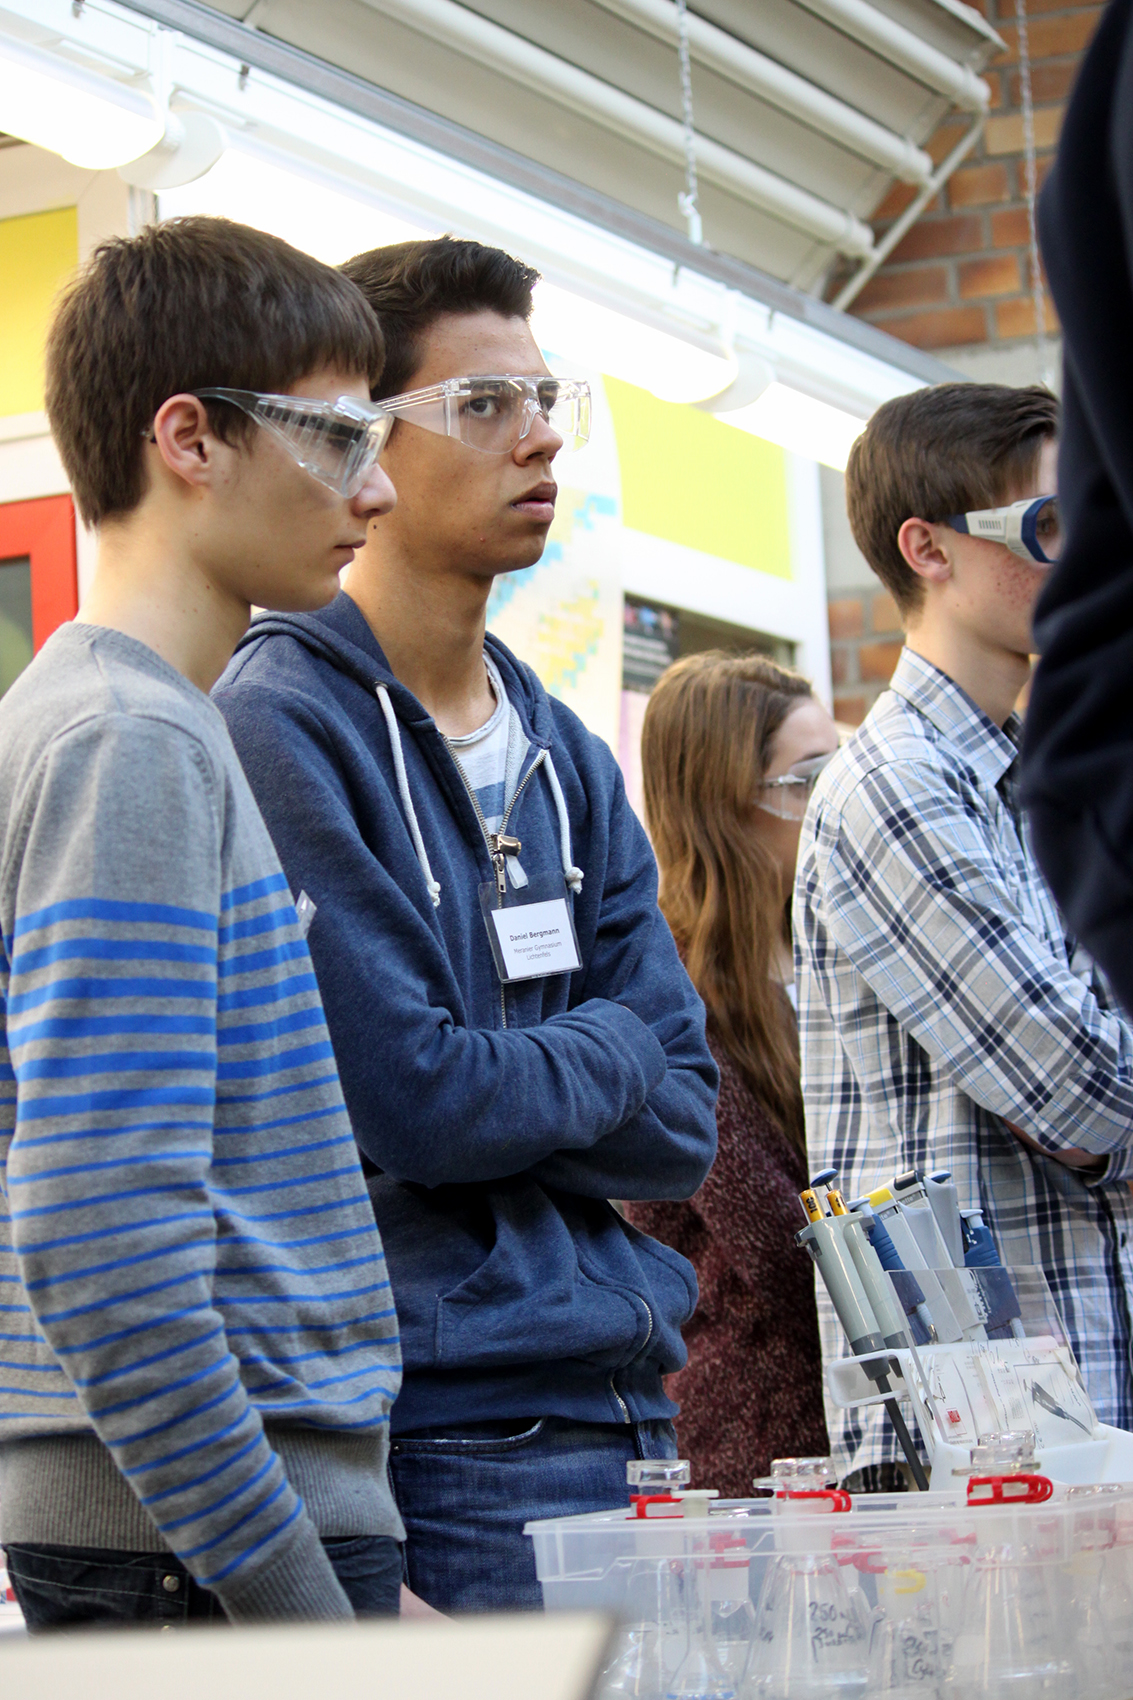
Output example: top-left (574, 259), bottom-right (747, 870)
top-left (674, 0), bottom-right (703, 245)
top-left (1014, 0), bottom-right (1052, 385)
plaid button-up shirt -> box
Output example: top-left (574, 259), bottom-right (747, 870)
top-left (796, 649), bottom-right (1133, 1474)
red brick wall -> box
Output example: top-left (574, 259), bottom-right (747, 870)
top-left (838, 0), bottom-right (1100, 353)
top-left (828, 588), bottom-right (904, 727)
top-left (822, 0), bottom-right (1098, 729)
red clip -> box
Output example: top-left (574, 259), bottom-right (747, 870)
top-left (967, 1473), bottom-right (1053, 1507)
top-left (632, 1493), bottom-right (683, 1519)
top-left (709, 1532), bottom-right (749, 1567)
top-left (830, 1531), bottom-right (884, 1570)
top-left (776, 1488), bottom-right (852, 1513)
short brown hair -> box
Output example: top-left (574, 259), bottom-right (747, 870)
top-left (845, 382), bottom-right (1059, 616)
top-left (46, 216), bottom-right (385, 527)
top-left (340, 235), bottom-right (539, 399)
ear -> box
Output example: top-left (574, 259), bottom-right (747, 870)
top-left (150, 394), bottom-right (230, 493)
top-left (897, 516), bottom-right (954, 586)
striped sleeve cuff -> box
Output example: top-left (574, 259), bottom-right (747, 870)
top-left (212, 1514), bottom-right (353, 1622)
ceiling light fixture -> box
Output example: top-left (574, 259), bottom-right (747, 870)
top-left (710, 382), bottom-right (867, 471)
top-left (118, 108), bottom-right (227, 190)
top-left (0, 34), bottom-right (164, 170)
top-left (532, 281), bottom-right (737, 405)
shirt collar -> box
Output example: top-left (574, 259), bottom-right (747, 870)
top-left (887, 648), bottom-right (1021, 787)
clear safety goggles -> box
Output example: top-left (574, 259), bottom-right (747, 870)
top-left (380, 374), bottom-right (591, 455)
top-left (946, 494), bottom-right (1062, 565)
top-left (193, 388), bottom-right (394, 497)
top-left (756, 752), bottom-right (836, 821)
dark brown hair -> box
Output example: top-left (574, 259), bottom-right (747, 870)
top-left (642, 651), bottom-right (814, 1151)
top-left (46, 215), bottom-right (385, 527)
top-left (845, 381), bottom-right (1059, 616)
top-left (340, 235), bottom-right (540, 398)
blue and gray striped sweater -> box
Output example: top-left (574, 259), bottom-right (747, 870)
top-left (0, 624), bottom-right (402, 1620)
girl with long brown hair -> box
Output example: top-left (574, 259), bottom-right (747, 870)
top-left (625, 651), bottom-right (837, 1495)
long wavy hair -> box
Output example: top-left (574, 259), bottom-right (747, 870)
top-left (642, 651), bottom-right (814, 1151)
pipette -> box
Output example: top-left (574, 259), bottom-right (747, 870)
top-left (960, 1206), bottom-right (1026, 1337)
top-left (925, 1170), bottom-right (965, 1267)
top-left (868, 1185), bottom-right (965, 1343)
top-left (847, 1194), bottom-right (937, 1345)
top-left (809, 1170), bottom-right (909, 1349)
top-left (797, 1184), bottom-right (930, 1491)
top-left (892, 1169), bottom-right (987, 1340)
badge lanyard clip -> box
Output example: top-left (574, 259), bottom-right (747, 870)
top-left (479, 832), bottom-right (582, 986)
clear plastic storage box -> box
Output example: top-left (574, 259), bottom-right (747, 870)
top-left (526, 1456), bottom-right (1133, 1699)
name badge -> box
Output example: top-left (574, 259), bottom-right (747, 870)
top-left (478, 874), bottom-right (583, 984)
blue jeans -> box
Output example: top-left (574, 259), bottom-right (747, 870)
top-left (5, 1534), bottom-right (402, 1630)
top-left (388, 1415), bottom-right (677, 1614)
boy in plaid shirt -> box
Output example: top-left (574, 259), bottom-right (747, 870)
top-left (796, 383), bottom-right (1133, 1484)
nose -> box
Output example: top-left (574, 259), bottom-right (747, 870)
top-left (352, 460), bottom-right (397, 521)
top-left (516, 406), bottom-right (563, 465)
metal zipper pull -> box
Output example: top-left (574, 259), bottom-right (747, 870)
top-left (489, 831), bottom-right (522, 896)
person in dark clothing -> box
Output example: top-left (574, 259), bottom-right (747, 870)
top-left (1022, 0), bottom-right (1133, 1017)
top-left (213, 237), bottom-right (718, 1613)
top-left (625, 653), bottom-right (835, 1497)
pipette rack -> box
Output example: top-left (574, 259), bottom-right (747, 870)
top-left (824, 1263), bottom-right (1133, 1489)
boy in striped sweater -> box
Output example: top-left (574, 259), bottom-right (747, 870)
top-left (0, 217), bottom-right (404, 1626)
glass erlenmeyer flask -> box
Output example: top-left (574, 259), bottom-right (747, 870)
top-left (869, 1557), bottom-right (948, 1700)
top-left (745, 1453), bottom-right (868, 1700)
top-left (599, 1462), bottom-right (696, 1700)
top-left (599, 1558), bottom-right (677, 1700)
top-left (1061, 1485), bottom-right (1131, 1700)
top-left (1095, 1494), bottom-right (1133, 1696)
top-left (745, 1549), bottom-right (869, 1700)
top-left (665, 1543), bottom-right (737, 1700)
top-left (946, 1539), bottom-right (1070, 1699)
top-left (708, 1535), bottom-right (757, 1693)
top-left (946, 1437), bottom-right (1071, 1700)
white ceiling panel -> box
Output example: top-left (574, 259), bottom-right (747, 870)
top-left (189, 0), bottom-right (999, 294)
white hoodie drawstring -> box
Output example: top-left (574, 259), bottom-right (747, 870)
top-left (542, 752), bottom-right (584, 895)
top-left (376, 685), bottom-right (442, 909)
top-left (376, 684), bottom-right (584, 907)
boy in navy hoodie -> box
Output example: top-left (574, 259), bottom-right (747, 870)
top-left (214, 236), bottom-right (718, 1613)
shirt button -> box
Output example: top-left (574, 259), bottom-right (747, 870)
top-left (162, 1573), bottom-right (181, 1593)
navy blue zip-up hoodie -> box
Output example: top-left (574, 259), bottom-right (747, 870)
top-left (214, 593), bottom-right (718, 1433)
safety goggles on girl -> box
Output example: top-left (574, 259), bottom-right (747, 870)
top-left (756, 752), bottom-right (836, 821)
top-left (380, 375), bottom-right (591, 455)
top-left (946, 494), bottom-right (1062, 565)
top-left (193, 388), bottom-right (394, 497)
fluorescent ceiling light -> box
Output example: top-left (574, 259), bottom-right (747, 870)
top-left (158, 144), bottom-right (428, 265)
top-left (532, 281), bottom-right (736, 405)
top-left (715, 383), bottom-right (867, 471)
top-left (0, 35), bottom-right (164, 170)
